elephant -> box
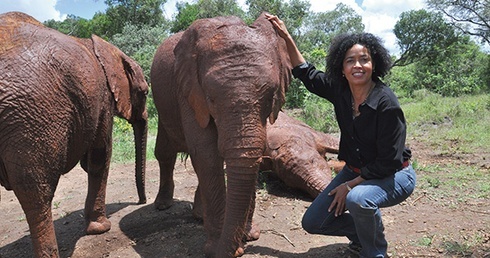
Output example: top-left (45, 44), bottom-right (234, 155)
top-left (259, 111), bottom-right (346, 199)
top-left (150, 12), bottom-right (291, 257)
top-left (193, 110), bottom-right (344, 219)
top-left (0, 12), bottom-right (148, 258)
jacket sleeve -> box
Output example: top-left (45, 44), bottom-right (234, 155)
top-left (292, 62), bottom-right (335, 103)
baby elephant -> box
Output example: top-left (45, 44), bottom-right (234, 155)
top-left (0, 12), bottom-right (148, 257)
top-left (260, 111), bottom-right (345, 198)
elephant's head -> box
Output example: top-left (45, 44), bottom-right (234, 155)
top-left (173, 12), bottom-right (291, 256)
top-left (92, 35), bottom-right (149, 204)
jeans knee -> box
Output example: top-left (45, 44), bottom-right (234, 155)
top-left (346, 193), bottom-right (376, 215)
top-left (301, 214), bottom-right (317, 234)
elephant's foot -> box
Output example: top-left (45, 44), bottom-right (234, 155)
top-left (86, 216), bottom-right (111, 235)
top-left (204, 238), bottom-right (217, 257)
top-left (244, 221), bottom-right (260, 241)
top-left (204, 239), bottom-right (245, 257)
top-left (154, 197), bottom-right (174, 210)
top-left (154, 189), bottom-right (175, 210)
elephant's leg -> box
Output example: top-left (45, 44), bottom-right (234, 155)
top-left (82, 148), bottom-right (111, 235)
top-left (154, 124), bottom-right (178, 210)
top-left (13, 178), bottom-right (59, 257)
top-left (192, 184), bottom-right (203, 220)
top-left (185, 130), bottom-right (225, 256)
top-left (193, 154), bottom-right (226, 257)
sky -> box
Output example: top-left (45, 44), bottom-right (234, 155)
top-left (0, 0), bottom-right (426, 55)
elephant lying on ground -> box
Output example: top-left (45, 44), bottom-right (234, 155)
top-left (150, 13), bottom-right (291, 257)
top-left (0, 12), bottom-right (148, 258)
top-left (260, 111), bottom-right (345, 198)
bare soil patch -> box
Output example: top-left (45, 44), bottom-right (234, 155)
top-left (1, 139), bottom-right (489, 257)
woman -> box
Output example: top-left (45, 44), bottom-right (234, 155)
top-left (266, 14), bottom-right (416, 258)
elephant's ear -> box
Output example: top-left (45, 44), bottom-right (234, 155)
top-left (174, 24), bottom-right (210, 128)
top-left (253, 12), bottom-right (292, 125)
top-left (91, 34), bottom-right (133, 120)
top-left (269, 39), bottom-right (292, 125)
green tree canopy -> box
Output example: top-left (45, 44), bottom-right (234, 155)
top-left (104, 0), bottom-right (167, 37)
top-left (300, 3), bottom-right (364, 55)
top-left (393, 9), bottom-right (460, 67)
top-left (171, 0), bottom-right (245, 32)
top-left (44, 14), bottom-right (94, 38)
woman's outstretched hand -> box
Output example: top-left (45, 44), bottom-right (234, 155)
top-left (265, 13), bottom-right (290, 40)
top-left (265, 13), bottom-right (306, 67)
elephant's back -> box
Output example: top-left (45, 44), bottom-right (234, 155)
top-left (150, 32), bottom-right (183, 129)
top-left (0, 13), bottom-right (105, 168)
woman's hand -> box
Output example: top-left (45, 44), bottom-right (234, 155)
top-left (265, 13), bottom-right (306, 67)
top-left (328, 182), bottom-right (350, 217)
top-left (265, 13), bottom-right (290, 40)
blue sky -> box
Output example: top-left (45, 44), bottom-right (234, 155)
top-left (0, 0), bottom-right (426, 55)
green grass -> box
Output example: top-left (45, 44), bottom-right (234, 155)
top-left (111, 116), bottom-right (158, 163)
top-left (402, 91), bottom-right (490, 154)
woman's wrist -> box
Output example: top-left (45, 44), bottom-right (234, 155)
top-left (344, 182), bottom-right (352, 191)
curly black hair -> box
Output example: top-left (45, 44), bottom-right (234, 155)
top-left (325, 32), bottom-right (392, 85)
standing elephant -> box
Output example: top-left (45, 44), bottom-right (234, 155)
top-left (260, 111), bottom-right (345, 198)
top-left (0, 12), bottom-right (148, 257)
top-left (150, 13), bottom-right (291, 257)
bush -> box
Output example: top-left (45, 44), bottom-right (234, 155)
top-left (301, 94), bottom-right (338, 133)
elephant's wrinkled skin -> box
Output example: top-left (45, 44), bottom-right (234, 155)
top-left (260, 111), bottom-right (345, 198)
top-left (150, 13), bottom-right (291, 257)
top-left (0, 12), bottom-right (148, 258)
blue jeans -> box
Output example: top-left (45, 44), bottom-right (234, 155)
top-left (302, 165), bottom-right (416, 258)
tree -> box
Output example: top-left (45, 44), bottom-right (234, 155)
top-left (301, 3), bottom-right (364, 55)
top-left (170, 2), bottom-right (200, 32)
top-left (390, 36), bottom-right (489, 96)
top-left (427, 0), bottom-right (490, 45)
top-left (104, 0), bottom-right (167, 37)
top-left (393, 9), bottom-right (460, 67)
top-left (44, 15), bottom-right (94, 38)
top-left (170, 0), bottom-right (245, 33)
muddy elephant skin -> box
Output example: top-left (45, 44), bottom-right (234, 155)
top-left (260, 111), bottom-right (345, 198)
top-left (150, 13), bottom-right (291, 257)
top-left (0, 12), bottom-right (148, 258)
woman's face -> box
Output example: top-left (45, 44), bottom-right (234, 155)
top-left (342, 44), bottom-right (374, 88)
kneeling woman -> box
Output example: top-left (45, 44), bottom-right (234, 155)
top-left (267, 14), bottom-right (416, 258)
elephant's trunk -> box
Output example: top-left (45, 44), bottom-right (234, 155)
top-left (132, 118), bottom-right (147, 204)
top-left (217, 121), bottom-right (266, 256)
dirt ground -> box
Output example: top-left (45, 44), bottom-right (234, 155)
top-left (1, 138), bottom-right (489, 258)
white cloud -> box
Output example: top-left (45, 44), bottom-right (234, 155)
top-left (307, 0), bottom-right (426, 55)
top-left (309, 0), bottom-right (360, 13)
top-left (0, 0), bottom-right (66, 22)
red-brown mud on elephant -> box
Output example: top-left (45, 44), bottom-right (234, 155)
top-left (1, 137), bottom-right (489, 257)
